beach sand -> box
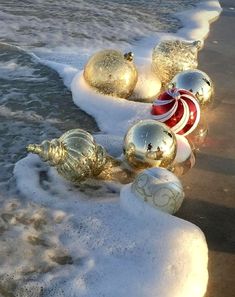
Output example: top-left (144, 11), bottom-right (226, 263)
top-left (177, 1), bottom-right (235, 296)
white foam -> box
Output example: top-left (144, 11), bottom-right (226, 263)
top-left (12, 154), bottom-right (208, 297)
top-left (0, 60), bottom-right (47, 81)
top-left (176, 1), bottom-right (222, 42)
top-left (0, 106), bottom-right (60, 124)
top-left (11, 1), bottom-right (222, 295)
top-left (71, 72), bottom-right (152, 135)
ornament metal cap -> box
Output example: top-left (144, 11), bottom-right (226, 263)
top-left (124, 52), bottom-right (134, 62)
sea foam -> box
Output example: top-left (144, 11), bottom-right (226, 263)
top-left (10, 1), bottom-right (222, 296)
top-left (12, 153), bottom-right (208, 297)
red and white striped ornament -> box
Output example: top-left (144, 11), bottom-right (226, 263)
top-left (151, 88), bottom-right (200, 136)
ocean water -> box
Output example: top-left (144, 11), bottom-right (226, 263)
top-left (0, 1), bottom-right (221, 296)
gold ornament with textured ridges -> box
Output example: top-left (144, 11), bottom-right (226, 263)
top-left (123, 119), bottom-right (177, 170)
top-left (83, 49), bottom-right (138, 98)
top-left (27, 129), bottom-right (108, 183)
top-left (169, 69), bottom-right (214, 108)
top-left (152, 39), bottom-right (201, 85)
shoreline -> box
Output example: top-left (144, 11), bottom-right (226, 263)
top-left (178, 1), bottom-right (235, 296)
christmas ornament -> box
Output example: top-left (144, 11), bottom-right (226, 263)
top-left (169, 69), bottom-right (214, 108)
top-left (26, 129), bottom-right (108, 183)
top-left (128, 66), bottom-right (161, 102)
top-left (152, 39), bottom-right (201, 85)
top-left (151, 88), bottom-right (200, 136)
top-left (123, 119), bottom-right (177, 170)
top-left (131, 167), bottom-right (184, 214)
top-left (83, 50), bottom-right (138, 98)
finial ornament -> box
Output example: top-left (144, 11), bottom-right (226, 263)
top-left (27, 129), bottom-right (108, 183)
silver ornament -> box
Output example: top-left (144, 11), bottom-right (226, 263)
top-left (123, 120), bottom-right (177, 170)
top-left (169, 69), bottom-right (214, 108)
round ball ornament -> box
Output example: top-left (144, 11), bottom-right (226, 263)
top-left (83, 50), bottom-right (138, 99)
top-left (123, 119), bottom-right (177, 170)
top-left (131, 167), bottom-right (184, 214)
top-left (26, 129), bottom-right (108, 183)
top-left (169, 69), bottom-right (214, 108)
top-left (152, 39), bottom-right (201, 85)
top-left (151, 88), bottom-right (200, 136)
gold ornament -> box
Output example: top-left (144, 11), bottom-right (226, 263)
top-left (131, 167), bottom-right (184, 214)
top-left (26, 129), bottom-right (108, 183)
top-left (83, 49), bottom-right (138, 98)
top-left (123, 119), bottom-right (177, 170)
top-left (152, 39), bottom-right (201, 85)
top-left (169, 69), bottom-right (214, 108)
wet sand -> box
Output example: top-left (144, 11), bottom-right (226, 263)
top-left (177, 1), bottom-right (235, 296)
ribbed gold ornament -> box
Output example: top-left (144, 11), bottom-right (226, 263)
top-left (152, 40), bottom-right (201, 85)
top-left (83, 49), bottom-right (138, 98)
top-left (123, 120), bottom-right (177, 170)
top-left (27, 129), bottom-right (108, 183)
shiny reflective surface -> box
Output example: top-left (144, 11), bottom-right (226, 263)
top-left (27, 129), bottom-right (108, 183)
top-left (152, 40), bottom-right (201, 85)
top-left (123, 119), bottom-right (177, 169)
top-left (131, 167), bottom-right (184, 214)
top-left (170, 69), bottom-right (214, 108)
top-left (84, 49), bottom-right (138, 98)
top-left (151, 88), bottom-right (201, 136)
